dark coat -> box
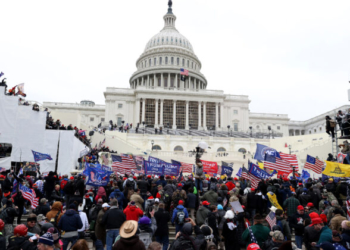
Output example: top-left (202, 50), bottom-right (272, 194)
top-left (186, 193), bottom-right (197, 209)
top-left (304, 224), bottom-right (321, 250)
top-left (3, 177), bottom-right (13, 192)
top-left (0, 234), bottom-right (5, 250)
top-left (113, 235), bottom-right (146, 250)
top-left (34, 204), bottom-right (50, 216)
top-left (50, 189), bottom-right (63, 202)
top-left (290, 212), bottom-right (309, 236)
top-left (58, 209), bottom-right (83, 232)
top-left (101, 207), bottom-right (126, 229)
top-left (222, 220), bottom-right (239, 250)
top-left (137, 180), bottom-right (149, 195)
top-left (154, 208), bottom-right (171, 237)
top-left (8, 236), bottom-right (37, 250)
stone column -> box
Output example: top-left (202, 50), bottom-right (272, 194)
top-left (161, 73), bottom-right (164, 88)
top-left (160, 99), bottom-right (164, 127)
top-left (198, 101), bottom-right (202, 129)
top-left (215, 103), bottom-right (219, 130)
top-left (168, 73), bottom-right (170, 88)
top-left (203, 102), bottom-right (207, 130)
top-left (185, 100), bottom-right (189, 130)
top-left (147, 75), bottom-right (150, 88)
top-left (155, 99), bottom-right (159, 127)
top-left (175, 74), bottom-right (178, 88)
top-left (135, 98), bottom-right (140, 125)
top-left (137, 78), bottom-right (140, 86)
top-left (189, 76), bottom-right (191, 89)
top-left (172, 100), bottom-right (177, 129)
top-left (154, 74), bottom-right (157, 88)
top-left (142, 98), bottom-right (146, 123)
top-left (141, 76), bottom-right (144, 86)
top-left (220, 103), bottom-right (224, 129)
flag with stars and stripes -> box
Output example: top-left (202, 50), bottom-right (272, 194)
top-left (266, 211), bottom-right (276, 229)
top-left (279, 152), bottom-right (299, 171)
top-left (264, 154), bottom-right (292, 173)
top-left (246, 222), bottom-right (258, 244)
top-left (19, 184), bottom-right (39, 209)
top-left (304, 155), bottom-right (324, 174)
top-left (242, 167), bottom-right (260, 189)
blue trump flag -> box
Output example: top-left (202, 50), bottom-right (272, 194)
top-left (221, 166), bottom-right (233, 177)
top-left (144, 161), bottom-right (163, 175)
top-left (159, 161), bottom-right (180, 176)
top-left (236, 167), bottom-right (242, 177)
top-left (148, 156), bottom-right (160, 164)
top-left (254, 144), bottom-right (280, 162)
top-left (32, 150), bottom-right (53, 162)
top-left (84, 164), bottom-right (113, 187)
top-left (248, 162), bottom-right (273, 179)
top-left (301, 169), bottom-right (310, 183)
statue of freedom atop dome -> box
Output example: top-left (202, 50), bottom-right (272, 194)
top-left (168, 0), bottom-right (172, 8)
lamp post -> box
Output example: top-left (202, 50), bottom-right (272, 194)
top-left (142, 121), bottom-right (145, 135)
top-left (189, 124), bottom-right (192, 135)
top-left (268, 126), bottom-right (272, 139)
top-left (249, 126), bottom-right (252, 137)
top-left (151, 140), bottom-right (154, 151)
top-left (227, 125), bottom-right (230, 137)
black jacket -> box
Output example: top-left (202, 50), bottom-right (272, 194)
top-left (34, 204), bottom-right (50, 216)
top-left (207, 211), bottom-right (219, 239)
top-left (3, 177), bottom-right (13, 192)
top-left (290, 213), bottom-right (309, 236)
top-left (137, 180), bottom-right (149, 195)
top-left (154, 208), bottom-right (170, 237)
top-left (76, 179), bottom-right (85, 196)
top-left (101, 207), bottom-right (126, 229)
top-left (8, 236), bottom-right (38, 250)
top-left (63, 181), bottom-right (75, 196)
top-left (186, 193), bottom-right (197, 209)
top-left (0, 234), bottom-right (5, 250)
top-left (304, 224), bottom-right (321, 250)
top-left (51, 189), bottom-right (63, 202)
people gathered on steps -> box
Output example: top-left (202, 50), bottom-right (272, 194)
top-left (2, 168), bottom-right (350, 250)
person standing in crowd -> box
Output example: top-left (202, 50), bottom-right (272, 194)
top-left (196, 201), bottom-right (210, 227)
top-left (242, 214), bottom-right (270, 247)
top-left (222, 210), bottom-right (238, 250)
top-left (26, 214), bottom-right (41, 234)
top-left (290, 205), bottom-right (308, 249)
top-left (34, 198), bottom-right (50, 216)
top-left (0, 219), bottom-right (5, 250)
top-left (112, 220), bottom-right (146, 250)
top-left (329, 208), bottom-right (347, 233)
top-left (283, 191), bottom-right (300, 221)
top-left (124, 201), bottom-right (143, 221)
top-left (172, 200), bottom-right (189, 233)
top-left (102, 199), bottom-right (126, 250)
top-left (130, 189), bottom-right (145, 211)
top-left (154, 203), bottom-right (170, 250)
top-left (95, 203), bottom-right (110, 246)
top-left (186, 188), bottom-right (197, 221)
top-left (2, 198), bottom-right (18, 244)
top-left (311, 217), bottom-right (332, 246)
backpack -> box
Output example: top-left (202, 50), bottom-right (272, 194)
top-left (173, 238), bottom-right (195, 250)
top-left (276, 220), bottom-right (287, 241)
top-left (330, 120), bottom-right (336, 128)
top-left (126, 179), bottom-right (135, 189)
top-left (0, 207), bottom-right (9, 223)
top-left (60, 179), bottom-right (68, 190)
top-left (164, 193), bottom-right (170, 203)
top-left (176, 209), bottom-right (185, 225)
top-left (50, 211), bottom-right (61, 227)
top-left (139, 231), bottom-right (152, 249)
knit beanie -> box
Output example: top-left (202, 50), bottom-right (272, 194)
top-left (38, 232), bottom-right (54, 246)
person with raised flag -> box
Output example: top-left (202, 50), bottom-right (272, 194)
top-left (290, 205), bottom-right (309, 249)
top-left (242, 214), bottom-right (270, 247)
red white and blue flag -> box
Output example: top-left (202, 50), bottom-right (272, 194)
top-left (19, 184), bottom-right (39, 209)
top-left (279, 152), bottom-right (299, 171)
top-left (304, 155), bottom-right (324, 174)
top-left (266, 211), bottom-right (276, 229)
top-left (111, 155), bottom-right (137, 175)
top-left (264, 154), bottom-right (292, 173)
top-left (180, 68), bottom-right (189, 76)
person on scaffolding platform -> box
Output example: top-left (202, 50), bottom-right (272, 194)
top-left (325, 116), bottom-right (335, 142)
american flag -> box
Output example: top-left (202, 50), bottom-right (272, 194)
top-left (264, 154), bottom-right (292, 173)
top-left (180, 68), bottom-right (189, 76)
top-left (279, 152), bottom-right (299, 171)
top-left (246, 222), bottom-right (258, 244)
top-left (304, 155), bottom-right (324, 174)
top-left (266, 211), bottom-right (276, 229)
top-left (242, 167), bottom-right (260, 189)
top-left (181, 162), bottom-right (193, 173)
top-left (19, 184), bottom-right (39, 209)
top-left (111, 155), bottom-right (137, 175)
top-left (346, 198), bottom-right (350, 220)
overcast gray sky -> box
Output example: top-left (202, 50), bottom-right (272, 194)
top-left (1, 0), bottom-right (350, 121)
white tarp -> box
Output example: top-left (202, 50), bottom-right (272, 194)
top-left (0, 86), bottom-right (86, 176)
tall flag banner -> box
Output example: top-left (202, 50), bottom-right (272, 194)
top-left (304, 155), bottom-right (324, 174)
top-left (133, 155), bottom-right (145, 174)
top-left (19, 184), bottom-right (39, 209)
top-left (254, 144), bottom-right (281, 162)
top-left (249, 162), bottom-right (274, 179)
top-left (301, 169), bottom-right (311, 183)
top-left (78, 130), bottom-right (86, 136)
top-left (144, 161), bottom-right (164, 175)
top-left (84, 165), bottom-right (113, 186)
top-left (264, 154), bottom-right (292, 173)
top-left (279, 152), bottom-right (299, 171)
top-left (246, 222), bottom-right (258, 244)
top-left (148, 156), bottom-right (160, 164)
top-left (201, 160), bottom-right (219, 176)
top-left (242, 167), bottom-right (260, 189)
top-left (15, 83), bottom-right (26, 97)
top-left (322, 161), bottom-right (350, 177)
top-left (172, 160), bottom-right (193, 173)
top-left (112, 155), bottom-right (137, 175)
top-left (32, 150), bottom-right (53, 162)
top-left (236, 167), bottom-right (242, 177)
top-left (277, 171), bottom-right (291, 179)
top-left (266, 211), bottom-right (276, 229)
top-left (221, 166), bottom-right (233, 177)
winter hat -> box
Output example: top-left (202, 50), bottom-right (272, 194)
top-left (181, 223), bottom-right (193, 236)
top-left (224, 210), bottom-right (234, 219)
top-left (97, 198), bottom-right (103, 204)
top-left (271, 230), bottom-right (284, 241)
top-left (70, 176), bottom-right (74, 180)
top-left (247, 243), bottom-right (261, 250)
top-left (38, 232), bottom-right (54, 246)
top-left (154, 198), bottom-right (160, 203)
top-left (200, 225), bottom-right (213, 240)
top-left (202, 201), bottom-right (210, 206)
top-left (217, 204), bottom-right (223, 210)
top-left (320, 214), bottom-right (327, 223)
top-left (309, 212), bottom-right (320, 219)
top-left (139, 216), bottom-right (151, 225)
top-left (178, 200), bottom-right (184, 205)
top-left (316, 242), bottom-right (335, 250)
top-left (110, 200), bottom-right (118, 206)
top-left (148, 196), bottom-right (154, 200)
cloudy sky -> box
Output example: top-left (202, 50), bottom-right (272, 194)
top-left (1, 0), bottom-right (350, 121)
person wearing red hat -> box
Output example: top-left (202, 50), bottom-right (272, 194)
top-left (171, 199), bottom-right (189, 234)
top-left (310, 217), bottom-right (332, 246)
top-left (290, 205), bottom-right (308, 248)
top-left (304, 212), bottom-right (321, 250)
top-left (225, 177), bottom-right (236, 191)
top-left (306, 202), bottom-right (319, 215)
top-left (8, 224), bottom-right (37, 250)
top-left (196, 201), bottom-right (210, 227)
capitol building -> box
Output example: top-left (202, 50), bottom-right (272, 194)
top-left (42, 2), bottom-right (348, 166)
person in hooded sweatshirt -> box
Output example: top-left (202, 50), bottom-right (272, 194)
top-left (222, 210), bottom-right (239, 250)
top-left (124, 200), bottom-right (144, 221)
top-left (113, 220), bottom-right (146, 250)
top-left (137, 212), bottom-right (157, 249)
top-left (58, 203), bottom-right (83, 250)
top-left (196, 201), bottom-right (211, 227)
top-left (109, 186), bottom-right (125, 209)
top-left (171, 200), bottom-right (189, 233)
top-left (169, 222), bottom-right (196, 250)
top-left (154, 203), bottom-right (171, 250)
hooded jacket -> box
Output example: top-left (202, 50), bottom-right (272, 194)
top-left (46, 201), bottom-right (63, 224)
top-left (154, 208), bottom-right (170, 237)
top-left (102, 206), bottom-right (126, 229)
top-left (109, 188), bottom-right (125, 208)
top-left (112, 235), bottom-right (146, 250)
top-left (123, 205), bottom-right (143, 221)
top-left (58, 209), bottom-right (83, 232)
top-left (169, 223), bottom-right (196, 250)
top-left (171, 205), bottom-right (189, 224)
top-left (196, 206), bottom-right (210, 226)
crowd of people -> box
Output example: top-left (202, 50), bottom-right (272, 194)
top-left (0, 167), bottom-right (350, 250)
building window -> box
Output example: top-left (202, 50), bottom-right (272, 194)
top-left (159, 57), bottom-right (162, 65)
top-left (149, 59), bottom-right (151, 66)
top-left (171, 57), bottom-right (174, 65)
top-left (191, 62), bottom-right (193, 69)
top-left (117, 117), bottom-right (122, 126)
top-left (217, 147), bottom-right (226, 152)
top-left (187, 60), bottom-right (189, 67)
top-left (234, 123), bottom-right (238, 131)
top-left (174, 146), bottom-right (183, 152)
top-left (319, 127), bottom-right (322, 131)
top-left (182, 59), bottom-right (185, 67)
top-left (314, 129), bottom-right (316, 133)
top-left (154, 58), bottom-right (156, 65)
top-left (118, 104), bottom-right (123, 108)
top-left (277, 126), bottom-right (280, 130)
top-left (238, 148), bottom-right (247, 154)
top-left (90, 117), bottom-right (94, 122)
top-left (257, 126), bottom-right (260, 129)
top-left (101, 118), bottom-right (105, 122)
top-left (177, 58), bottom-right (179, 65)
top-left (165, 57), bottom-right (168, 65)
top-left (153, 145), bottom-right (162, 151)
top-left (233, 110), bottom-right (238, 115)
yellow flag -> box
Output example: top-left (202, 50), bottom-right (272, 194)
top-left (221, 174), bottom-right (227, 180)
top-left (205, 174), bottom-right (210, 179)
top-left (267, 192), bottom-right (283, 210)
top-left (322, 161), bottom-right (350, 177)
top-left (258, 162), bottom-right (264, 169)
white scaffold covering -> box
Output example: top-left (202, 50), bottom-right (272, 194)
top-left (0, 86), bottom-right (86, 176)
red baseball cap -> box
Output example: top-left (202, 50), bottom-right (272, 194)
top-left (178, 200), bottom-right (184, 205)
top-left (307, 202), bottom-right (314, 207)
top-left (202, 201), bottom-right (210, 206)
top-left (311, 218), bottom-right (323, 226)
top-left (70, 176), bottom-right (74, 180)
top-left (247, 243), bottom-right (261, 250)
top-left (177, 183), bottom-right (182, 187)
top-left (234, 177), bottom-right (238, 181)
top-left (320, 214), bottom-right (327, 223)
top-left (298, 183), bottom-right (303, 186)
top-left (297, 205), bottom-right (304, 210)
top-left (309, 212), bottom-right (319, 219)
top-left (251, 188), bottom-right (255, 192)
top-left (242, 205), bottom-right (246, 210)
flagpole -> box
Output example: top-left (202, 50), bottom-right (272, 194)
top-left (55, 132), bottom-right (60, 174)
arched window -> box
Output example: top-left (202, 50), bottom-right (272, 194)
top-left (153, 145), bottom-right (162, 151)
top-left (149, 59), bottom-right (152, 66)
top-left (175, 38), bottom-right (178, 43)
top-left (256, 126), bottom-right (260, 129)
top-left (154, 58), bottom-right (157, 65)
top-left (171, 57), bottom-right (174, 65)
top-left (187, 60), bottom-right (189, 67)
top-left (165, 57), bottom-right (168, 65)
top-left (177, 58), bottom-right (179, 65)
top-left (217, 147), bottom-right (226, 152)
top-left (171, 37), bottom-right (173, 42)
top-left (159, 57), bottom-right (162, 65)
top-left (162, 38), bottom-right (164, 43)
top-left (174, 146), bottom-right (184, 152)
top-left (238, 148), bottom-right (247, 154)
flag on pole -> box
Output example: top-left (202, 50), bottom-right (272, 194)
top-left (19, 184), bottom-right (39, 209)
top-left (111, 155), bottom-right (137, 175)
top-left (32, 150), bottom-right (53, 162)
top-left (246, 222), bottom-right (258, 244)
top-left (279, 152), bottom-right (299, 171)
top-left (346, 198), bottom-right (350, 220)
top-left (266, 211), bottom-right (276, 229)
top-left (15, 83), bottom-right (26, 97)
top-left (304, 155), bottom-right (324, 174)
top-left (0, 72), bottom-right (4, 78)
top-left (242, 167), bottom-right (260, 189)
top-left (180, 68), bottom-right (189, 76)
top-left (236, 167), bottom-right (242, 177)
top-left (264, 154), bottom-right (292, 173)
